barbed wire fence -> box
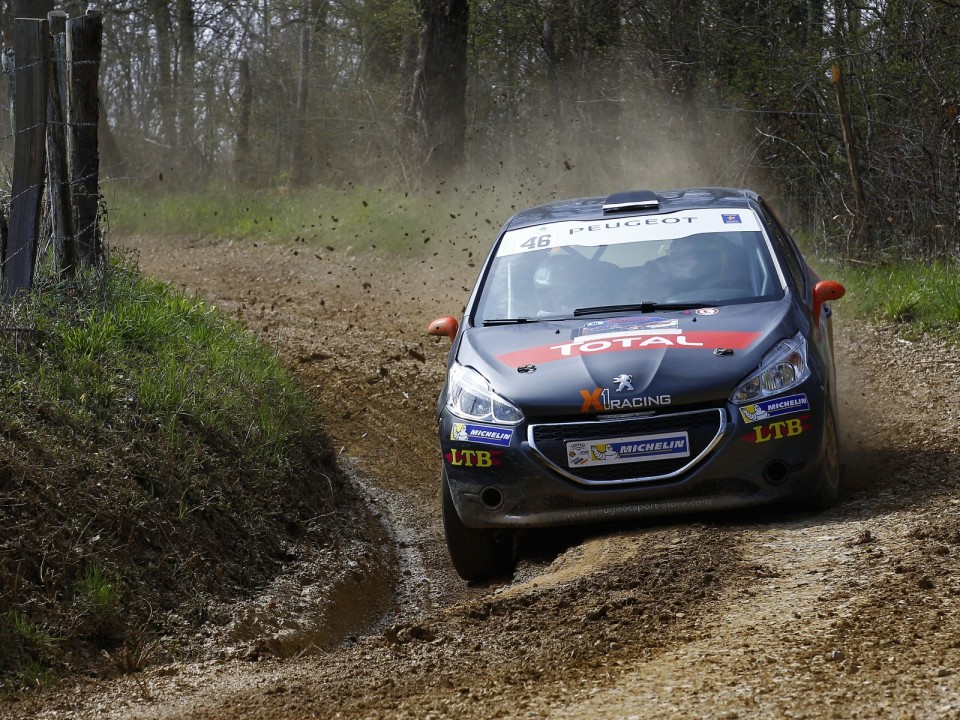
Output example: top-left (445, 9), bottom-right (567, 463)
top-left (0, 5), bottom-right (102, 302)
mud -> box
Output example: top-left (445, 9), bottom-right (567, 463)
top-left (4, 234), bottom-right (960, 719)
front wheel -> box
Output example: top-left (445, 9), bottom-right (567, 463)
top-left (440, 468), bottom-right (512, 582)
top-left (805, 407), bottom-right (841, 510)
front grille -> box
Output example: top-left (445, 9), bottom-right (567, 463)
top-left (528, 408), bottom-right (726, 486)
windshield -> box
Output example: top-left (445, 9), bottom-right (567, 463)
top-left (474, 208), bottom-right (784, 322)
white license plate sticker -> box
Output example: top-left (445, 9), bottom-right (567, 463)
top-left (566, 432), bottom-right (690, 467)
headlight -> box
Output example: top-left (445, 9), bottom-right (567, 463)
top-left (731, 333), bottom-right (810, 404)
top-left (446, 364), bottom-right (524, 425)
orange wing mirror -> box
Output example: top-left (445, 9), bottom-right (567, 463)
top-left (427, 316), bottom-right (459, 341)
top-left (812, 280), bottom-right (845, 328)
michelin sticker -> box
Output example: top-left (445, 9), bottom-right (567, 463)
top-left (451, 423), bottom-right (514, 447)
top-left (567, 432), bottom-right (689, 468)
top-left (739, 393), bottom-right (810, 424)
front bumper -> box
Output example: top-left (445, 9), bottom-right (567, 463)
top-left (439, 384), bottom-right (830, 528)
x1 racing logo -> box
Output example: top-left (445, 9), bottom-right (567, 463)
top-left (579, 387), bottom-right (671, 413)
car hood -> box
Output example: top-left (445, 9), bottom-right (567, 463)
top-left (456, 302), bottom-right (798, 417)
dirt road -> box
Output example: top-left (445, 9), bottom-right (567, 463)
top-left (7, 234), bottom-right (960, 719)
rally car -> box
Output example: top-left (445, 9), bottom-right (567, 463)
top-left (428, 188), bottom-right (845, 581)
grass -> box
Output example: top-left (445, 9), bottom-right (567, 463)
top-left (0, 256), bottom-right (356, 691)
top-left (103, 181), bottom-right (500, 260)
top-left (75, 566), bottom-right (118, 616)
top-left (809, 253), bottom-right (960, 341)
top-left (1, 610), bottom-right (57, 687)
top-left (13, 263), bottom-right (319, 461)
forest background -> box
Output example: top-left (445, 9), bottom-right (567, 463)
top-left (0, 0), bottom-right (954, 263)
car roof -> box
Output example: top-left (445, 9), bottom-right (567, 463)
top-left (503, 187), bottom-right (761, 232)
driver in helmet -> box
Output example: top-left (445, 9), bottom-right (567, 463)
top-left (533, 252), bottom-right (582, 316)
top-left (666, 236), bottom-right (726, 282)
top-left (651, 234), bottom-right (737, 295)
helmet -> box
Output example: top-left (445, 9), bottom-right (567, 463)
top-left (667, 235), bottom-right (727, 281)
top-left (533, 253), bottom-right (581, 314)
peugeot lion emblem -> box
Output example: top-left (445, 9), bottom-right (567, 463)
top-left (613, 374), bottom-right (633, 392)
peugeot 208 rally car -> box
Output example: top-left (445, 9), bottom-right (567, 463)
top-left (428, 188), bottom-right (845, 581)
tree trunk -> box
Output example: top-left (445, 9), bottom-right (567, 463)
top-left (235, 56), bottom-right (252, 186)
top-left (309, 0), bottom-right (328, 74)
top-left (176, 0), bottom-right (196, 170)
top-left (541, 15), bottom-right (562, 133)
top-left (0, 0), bottom-right (12, 49)
top-left (575, 0), bottom-right (622, 184)
top-left (292, 26), bottom-right (311, 186)
top-left (832, 62), bottom-right (865, 237)
top-left (308, 0), bottom-right (328, 181)
top-left (150, 0), bottom-right (176, 150)
top-left (414, 0), bottom-right (469, 180)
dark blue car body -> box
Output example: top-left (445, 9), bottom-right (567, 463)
top-left (430, 188), bottom-right (845, 580)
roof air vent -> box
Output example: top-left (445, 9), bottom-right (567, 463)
top-left (602, 190), bottom-right (659, 213)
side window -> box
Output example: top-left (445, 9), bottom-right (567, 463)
top-left (757, 200), bottom-right (806, 296)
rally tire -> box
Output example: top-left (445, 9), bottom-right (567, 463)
top-left (806, 406), bottom-right (841, 511)
top-left (441, 468), bottom-right (512, 582)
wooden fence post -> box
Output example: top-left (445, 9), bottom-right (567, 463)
top-left (66, 11), bottom-right (102, 267)
top-left (2, 49), bottom-right (14, 145)
top-left (0, 48), bottom-right (12, 272)
top-left (3, 18), bottom-right (49, 300)
top-left (47, 9), bottom-right (76, 276)
top-left (6, 0), bottom-right (53, 174)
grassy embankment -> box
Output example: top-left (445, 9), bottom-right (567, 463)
top-left (1, 184), bottom-right (467, 692)
top-left (0, 258), bottom-right (376, 692)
